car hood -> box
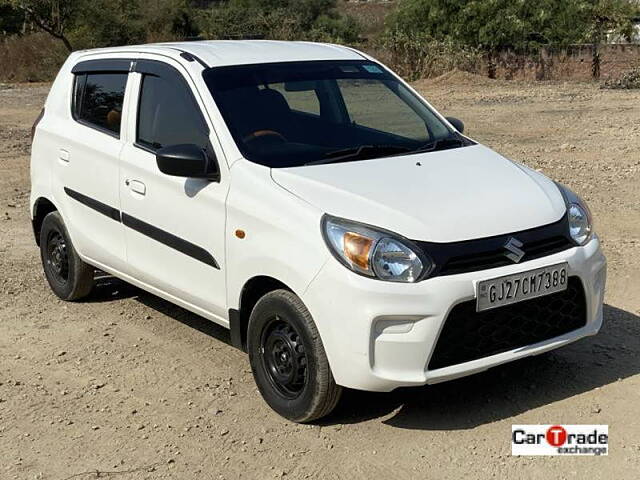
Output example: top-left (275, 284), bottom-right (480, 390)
top-left (270, 144), bottom-right (566, 242)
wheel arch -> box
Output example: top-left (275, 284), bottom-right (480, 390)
top-left (32, 196), bottom-right (59, 246)
top-left (230, 275), bottom-right (293, 352)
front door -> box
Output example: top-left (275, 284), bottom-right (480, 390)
top-left (119, 58), bottom-right (229, 322)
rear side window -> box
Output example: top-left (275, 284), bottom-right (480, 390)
top-left (136, 73), bottom-right (209, 150)
top-left (73, 73), bottom-right (128, 137)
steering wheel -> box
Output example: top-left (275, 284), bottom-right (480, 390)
top-left (244, 129), bottom-right (287, 143)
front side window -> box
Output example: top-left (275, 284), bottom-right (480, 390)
top-left (136, 72), bottom-right (209, 150)
top-left (203, 60), bottom-right (464, 168)
top-left (73, 72), bottom-right (128, 136)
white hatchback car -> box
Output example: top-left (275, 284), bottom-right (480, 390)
top-left (31, 41), bottom-right (606, 422)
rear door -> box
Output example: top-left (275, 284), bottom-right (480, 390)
top-left (51, 58), bottom-right (133, 272)
top-left (119, 58), bottom-right (229, 321)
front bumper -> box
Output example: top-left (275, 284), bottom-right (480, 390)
top-left (303, 236), bottom-right (606, 392)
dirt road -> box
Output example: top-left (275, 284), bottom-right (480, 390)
top-left (1, 75), bottom-right (639, 479)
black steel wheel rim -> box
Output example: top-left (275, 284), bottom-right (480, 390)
top-left (260, 316), bottom-right (307, 399)
top-left (46, 230), bottom-right (69, 285)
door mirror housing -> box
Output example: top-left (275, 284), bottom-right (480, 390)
top-left (156, 144), bottom-right (219, 181)
top-left (446, 117), bottom-right (464, 134)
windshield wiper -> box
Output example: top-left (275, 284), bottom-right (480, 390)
top-left (305, 144), bottom-right (412, 166)
top-left (409, 136), bottom-right (467, 154)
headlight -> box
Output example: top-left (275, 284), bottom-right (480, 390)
top-left (568, 203), bottom-right (592, 245)
top-left (322, 215), bottom-right (432, 282)
top-left (556, 183), bottom-right (593, 246)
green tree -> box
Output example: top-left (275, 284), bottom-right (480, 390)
top-left (140, 0), bottom-right (201, 41)
top-left (581, 0), bottom-right (640, 77)
top-left (388, 0), bottom-right (639, 78)
top-left (387, 0), bottom-right (590, 52)
top-left (0, 4), bottom-right (25, 35)
top-left (197, 0), bottom-right (359, 43)
top-left (390, 0), bottom-right (639, 51)
top-left (70, 0), bottom-right (145, 48)
top-left (2, 0), bottom-right (84, 50)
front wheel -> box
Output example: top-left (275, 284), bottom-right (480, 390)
top-left (248, 289), bottom-right (342, 423)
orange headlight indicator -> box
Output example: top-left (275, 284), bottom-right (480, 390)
top-left (343, 232), bottom-right (373, 271)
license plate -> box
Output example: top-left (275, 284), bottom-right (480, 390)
top-left (476, 263), bottom-right (569, 312)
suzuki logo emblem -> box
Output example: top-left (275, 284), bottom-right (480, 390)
top-left (504, 237), bottom-right (525, 263)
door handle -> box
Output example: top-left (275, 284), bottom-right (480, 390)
top-left (58, 149), bottom-right (70, 162)
top-left (129, 180), bottom-right (146, 195)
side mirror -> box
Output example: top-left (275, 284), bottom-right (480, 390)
top-left (446, 117), bottom-right (464, 134)
top-left (156, 144), bottom-right (219, 181)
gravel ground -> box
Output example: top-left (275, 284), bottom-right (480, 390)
top-left (0, 76), bottom-right (639, 479)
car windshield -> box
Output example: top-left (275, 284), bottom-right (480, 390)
top-left (203, 60), bottom-right (470, 168)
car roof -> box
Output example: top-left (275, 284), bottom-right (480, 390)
top-left (75, 40), bottom-right (365, 68)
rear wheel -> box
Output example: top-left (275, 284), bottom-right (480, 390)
top-left (40, 211), bottom-right (94, 301)
top-left (248, 289), bottom-right (342, 423)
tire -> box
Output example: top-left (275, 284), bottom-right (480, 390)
top-left (39, 211), bottom-right (94, 301)
top-left (248, 289), bottom-right (342, 423)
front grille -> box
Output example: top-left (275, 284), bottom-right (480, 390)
top-left (441, 236), bottom-right (571, 275)
top-left (427, 277), bottom-right (586, 370)
top-left (415, 215), bottom-right (574, 278)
